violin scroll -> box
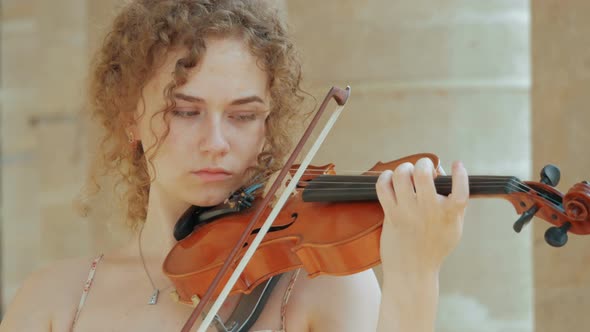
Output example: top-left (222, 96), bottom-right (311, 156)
top-left (480, 163), bottom-right (590, 247)
top-left (511, 171), bottom-right (590, 247)
top-left (563, 181), bottom-right (590, 222)
top-left (541, 180), bottom-right (590, 247)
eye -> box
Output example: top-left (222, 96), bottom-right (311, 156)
top-left (230, 113), bottom-right (258, 122)
top-left (171, 109), bottom-right (201, 118)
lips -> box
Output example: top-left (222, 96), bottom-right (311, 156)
top-left (193, 167), bottom-right (231, 175)
top-left (191, 167), bottom-right (233, 182)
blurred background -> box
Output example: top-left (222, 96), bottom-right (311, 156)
top-left (1, 1), bottom-right (589, 331)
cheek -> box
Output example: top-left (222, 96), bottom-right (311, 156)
top-left (255, 124), bottom-right (266, 150)
top-left (234, 123), bottom-right (266, 160)
top-left (141, 119), bottom-right (188, 162)
top-left (254, 123), bottom-right (267, 154)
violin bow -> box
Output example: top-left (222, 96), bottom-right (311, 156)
top-left (180, 86), bottom-right (351, 332)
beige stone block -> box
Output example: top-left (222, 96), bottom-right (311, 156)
top-left (2, 0), bottom-right (36, 21)
top-left (288, 0), bottom-right (529, 85)
top-left (309, 88), bottom-right (531, 176)
top-left (533, 84), bottom-right (590, 180)
top-left (34, 118), bottom-right (86, 192)
top-left (1, 160), bottom-right (42, 308)
top-left (35, 0), bottom-right (86, 29)
top-left (439, 200), bottom-right (533, 328)
top-left (532, 0), bottom-right (590, 84)
top-left (532, 0), bottom-right (590, 330)
top-left (87, 0), bottom-right (122, 54)
top-left (2, 160), bottom-right (40, 229)
top-left (0, 88), bottom-right (40, 113)
top-left (34, 0), bottom-right (88, 111)
top-left (2, 1), bottom-right (88, 112)
top-left (534, 287), bottom-right (590, 332)
top-left (534, 228), bottom-right (590, 288)
top-left (1, 19), bottom-right (40, 90)
top-left (1, 109), bottom-right (37, 156)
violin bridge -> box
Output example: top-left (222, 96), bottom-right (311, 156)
top-left (169, 289), bottom-right (180, 303)
top-left (191, 294), bottom-right (201, 307)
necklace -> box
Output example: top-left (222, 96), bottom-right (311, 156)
top-left (138, 224), bottom-right (171, 305)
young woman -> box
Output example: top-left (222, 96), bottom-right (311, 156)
top-left (0, 1), bottom-right (469, 331)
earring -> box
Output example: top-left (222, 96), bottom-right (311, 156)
top-left (127, 131), bottom-right (134, 143)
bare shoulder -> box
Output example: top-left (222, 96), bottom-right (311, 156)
top-left (0, 255), bottom-right (101, 332)
top-left (294, 269), bottom-right (381, 332)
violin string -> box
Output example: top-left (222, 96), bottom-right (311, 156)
top-left (286, 169), bottom-right (521, 179)
top-left (288, 172), bottom-right (526, 189)
top-left (287, 168), bottom-right (521, 176)
top-left (253, 173), bottom-right (562, 212)
top-left (259, 169), bottom-right (561, 207)
top-left (297, 183), bottom-right (562, 207)
top-left (290, 177), bottom-right (562, 207)
top-left (294, 178), bottom-right (528, 194)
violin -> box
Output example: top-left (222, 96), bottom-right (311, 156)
top-left (164, 153), bottom-right (590, 294)
top-left (161, 87), bottom-right (590, 331)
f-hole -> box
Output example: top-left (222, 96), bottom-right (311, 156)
top-left (243, 213), bottom-right (299, 248)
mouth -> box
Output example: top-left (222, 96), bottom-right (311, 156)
top-left (191, 168), bottom-right (233, 182)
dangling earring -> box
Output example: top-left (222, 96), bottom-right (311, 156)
top-left (127, 131), bottom-right (139, 150)
top-left (127, 131), bottom-right (135, 144)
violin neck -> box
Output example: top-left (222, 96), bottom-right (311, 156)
top-left (301, 175), bottom-right (522, 203)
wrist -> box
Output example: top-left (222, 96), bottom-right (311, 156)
top-left (382, 267), bottom-right (439, 291)
top-left (378, 268), bottom-right (440, 332)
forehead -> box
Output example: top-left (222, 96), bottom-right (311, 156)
top-left (148, 37), bottom-right (270, 102)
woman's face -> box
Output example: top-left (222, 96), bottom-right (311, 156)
top-left (134, 36), bottom-right (270, 207)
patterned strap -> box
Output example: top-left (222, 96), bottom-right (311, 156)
top-left (279, 269), bottom-right (300, 331)
top-left (72, 254), bottom-right (104, 327)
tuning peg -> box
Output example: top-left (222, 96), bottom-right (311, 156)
top-left (513, 205), bottom-right (539, 233)
top-left (544, 222), bottom-right (572, 247)
top-left (540, 164), bottom-right (560, 187)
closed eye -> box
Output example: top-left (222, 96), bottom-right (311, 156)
top-left (171, 109), bottom-right (201, 118)
top-left (230, 113), bottom-right (258, 121)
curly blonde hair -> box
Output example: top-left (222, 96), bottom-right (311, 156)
top-left (77, 0), bottom-right (305, 230)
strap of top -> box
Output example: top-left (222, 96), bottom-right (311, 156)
top-left (279, 269), bottom-right (300, 331)
top-left (72, 255), bottom-right (300, 332)
top-left (245, 269), bottom-right (301, 332)
top-left (72, 254), bottom-right (104, 327)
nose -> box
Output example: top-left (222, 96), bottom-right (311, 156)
top-left (199, 116), bottom-right (230, 156)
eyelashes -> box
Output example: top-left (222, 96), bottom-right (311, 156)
top-left (170, 109), bottom-right (262, 122)
top-left (170, 110), bottom-right (200, 118)
top-left (232, 113), bottom-right (258, 121)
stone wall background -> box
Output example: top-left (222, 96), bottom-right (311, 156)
top-left (1, 1), bottom-right (587, 331)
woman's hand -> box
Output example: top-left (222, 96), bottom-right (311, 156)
top-left (376, 158), bottom-right (469, 277)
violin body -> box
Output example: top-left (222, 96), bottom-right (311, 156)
top-left (164, 153), bottom-right (441, 305)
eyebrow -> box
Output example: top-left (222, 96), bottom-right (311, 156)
top-left (174, 93), bottom-right (267, 106)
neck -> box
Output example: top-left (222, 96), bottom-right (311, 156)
top-left (135, 186), bottom-right (193, 284)
top-left (300, 174), bottom-right (522, 202)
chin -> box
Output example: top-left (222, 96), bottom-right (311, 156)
top-left (189, 187), bottom-right (233, 207)
top-left (194, 196), bottom-right (226, 207)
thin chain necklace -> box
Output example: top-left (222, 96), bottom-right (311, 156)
top-left (138, 224), bottom-right (172, 305)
